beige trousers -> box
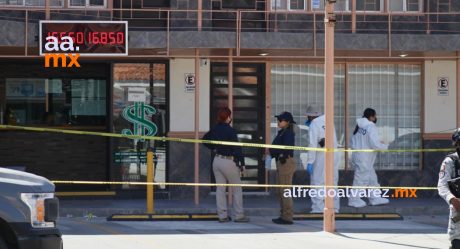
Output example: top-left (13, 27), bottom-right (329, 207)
top-left (276, 157), bottom-right (296, 222)
top-left (213, 156), bottom-right (245, 219)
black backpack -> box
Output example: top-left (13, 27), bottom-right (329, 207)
top-left (448, 153), bottom-right (460, 178)
top-left (447, 153), bottom-right (460, 198)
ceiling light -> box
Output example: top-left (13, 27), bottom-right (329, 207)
top-left (259, 53), bottom-right (269, 56)
top-left (399, 53), bottom-right (408, 58)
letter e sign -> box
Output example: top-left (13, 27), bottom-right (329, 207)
top-left (185, 73), bottom-right (195, 93)
top-left (438, 77), bottom-right (449, 96)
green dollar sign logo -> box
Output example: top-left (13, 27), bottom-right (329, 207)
top-left (121, 102), bottom-right (158, 137)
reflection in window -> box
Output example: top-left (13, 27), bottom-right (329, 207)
top-left (271, 0), bottom-right (288, 10)
top-left (69, 0), bottom-right (105, 7)
top-left (234, 76), bottom-right (258, 84)
top-left (312, 0), bottom-right (350, 11)
top-left (212, 76), bottom-right (228, 85)
top-left (272, 0), bottom-right (305, 10)
top-left (213, 99), bottom-right (229, 108)
top-left (356, 0), bottom-right (382, 11)
top-left (290, 0), bottom-right (305, 10)
top-left (112, 63), bottom-right (168, 190)
top-left (271, 64), bottom-right (346, 169)
top-left (222, 0), bottom-right (255, 9)
top-left (0, 0), bottom-right (62, 6)
top-left (389, 0), bottom-right (421, 12)
top-left (348, 64), bottom-right (421, 170)
top-left (4, 78), bottom-right (106, 127)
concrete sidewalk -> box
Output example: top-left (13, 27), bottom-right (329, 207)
top-left (59, 196), bottom-right (450, 218)
top-left (59, 215), bottom-right (450, 249)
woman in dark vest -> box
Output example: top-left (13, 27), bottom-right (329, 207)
top-left (270, 111), bottom-right (296, 225)
top-left (203, 107), bottom-right (249, 223)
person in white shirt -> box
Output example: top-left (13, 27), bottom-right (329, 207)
top-left (438, 128), bottom-right (460, 249)
top-left (305, 105), bottom-right (340, 213)
top-left (348, 108), bottom-right (389, 208)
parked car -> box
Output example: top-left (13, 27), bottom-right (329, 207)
top-left (375, 132), bottom-right (421, 170)
top-left (0, 168), bottom-right (62, 249)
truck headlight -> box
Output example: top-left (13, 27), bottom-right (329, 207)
top-left (21, 193), bottom-right (56, 228)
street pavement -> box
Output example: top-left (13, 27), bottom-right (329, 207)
top-left (59, 197), bottom-right (449, 217)
top-left (59, 215), bottom-right (450, 249)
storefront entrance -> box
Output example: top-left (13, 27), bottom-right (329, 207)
top-left (112, 62), bottom-right (169, 192)
top-left (210, 62), bottom-right (266, 188)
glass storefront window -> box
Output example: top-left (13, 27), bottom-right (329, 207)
top-left (69, 0), bottom-right (105, 7)
top-left (348, 64), bottom-right (421, 170)
top-left (312, 0), bottom-right (350, 11)
top-left (356, 0), bottom-right (383, 11)
top-left (270, 64), bottom-right (346, 169)
top-left (389, 0), bottom-right (421, 12)
top-left (0, 0), bottom-right (63, 6)
top-left (271, 63), bottom-right (421, 171)
top-left (4, 78), bottom-right (106, 127)
top-left (113, 63), bottom-right (168, 190)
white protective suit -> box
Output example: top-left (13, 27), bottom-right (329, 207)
top-left (350, 117), bottom-right (388, 204)
top-left (307, 115), bottom-right (340, 213)
top-left (438, 153), bottom-right (460, 242)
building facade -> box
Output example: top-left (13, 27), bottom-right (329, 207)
top-left (0, 0), bottom-right (459, 198)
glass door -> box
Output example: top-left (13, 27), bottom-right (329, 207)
top-left (112, 63), bottom-right (168, 190)
top-left (210, 62), bottom-right (266, 189)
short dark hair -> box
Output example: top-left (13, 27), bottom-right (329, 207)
top-left (353, 108), bottom-right (377, 135)
top-left (363, 108), bottom-right (376, 119)
top-left (216, 107), bottom-right (232, 123)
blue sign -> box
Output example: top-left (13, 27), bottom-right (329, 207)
top-left (312, 0), bottom-right (320, 9)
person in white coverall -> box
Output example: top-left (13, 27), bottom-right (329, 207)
top-left (438, 128), bottom-right (460, 249)
top-left (305, 105), bottom-right (340, 213)
top-left (348, 108), bottom-right (389, 208)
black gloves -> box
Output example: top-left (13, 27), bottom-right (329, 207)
top-left (318, 138), bottom-right (325, 148)
top-left (278, 154), bottom-right (287, 164)
top-left (234, 158), bottom-right (245, 168)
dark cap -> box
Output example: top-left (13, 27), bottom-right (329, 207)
top-left (275, 111), bottom-right (296, 124)
top-left (453, 128), bottom-right (460, 146)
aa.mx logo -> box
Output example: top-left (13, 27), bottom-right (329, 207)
top-left (43, 36), bottom-right (80, 68)
top-left (122, 102), bottom-right (158, 138)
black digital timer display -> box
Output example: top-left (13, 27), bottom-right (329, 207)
top-left (40, 21), bottom-right (128, 56)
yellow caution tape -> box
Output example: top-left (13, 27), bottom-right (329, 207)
top-left (51, 180), bottom-right (438, 190)
top-left (0, 125), bottom-right (454, 153)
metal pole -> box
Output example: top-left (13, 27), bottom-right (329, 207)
top-left (324, 0), bottom-right (336, 233)
top-left (146, 149), bottom-right (155, 214)
top-left (194, 49), bottom-right (201, 205)
top-left (351, 0), bottom-right (356, 33)
top-left (198, 0), bottom-right (202, 31)
top-left (228, 49), bottom-right (234, 206)
top-left (457, 51), bottom-right (460, 128)
top-left (25, 10), bottom-right (28, 56)
top-left (45, 0), bottom-right (50, 20)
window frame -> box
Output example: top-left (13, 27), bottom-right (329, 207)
top-left (4, 77), bottom-right (108, 128)
top-left (311, 0), bottom-right (351, 12)
top-left (388, 0), bottom-right (423, 13)
top-left (0, 0), bottom-right (64, 7)
top-left (68, 0), bottom-right (106, 8)
top-left (355, 0), bottom-right (384, 12)
top-left (270, 0), bottom-right (307, 11)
